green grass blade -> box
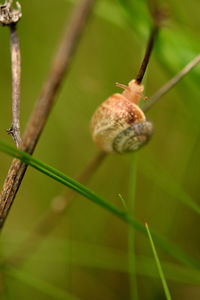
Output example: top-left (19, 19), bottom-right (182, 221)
top-left (0, 139), bottom-right (126, 219)
top-left (5, 267), bottom-right (81, 300)
top-left (125, 214), bottom-right (200, 270)
top-left (136, 256), bottom-right (200, 286)
top-left (145, 223), bottom-right (172, 300)
top-left (128, 154), bottom-right (139, 300)
top-left (0, 139), bottom-right (200, 270)
top-left (118, 194), bottom-right (128, 210)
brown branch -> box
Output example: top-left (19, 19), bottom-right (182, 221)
top-left (143, 54), bottom-right (200, 112)
top-left (7, 24), bottom-right (21, 147)
top-left (0, 0), bottom-right (96, 229)
top-left (7, 151), bottom-right (105, 266)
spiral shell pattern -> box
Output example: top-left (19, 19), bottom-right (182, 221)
top-left (113, 121), bottom-right (153, 153)
top-left (90, 93), bottom-right (153, 153)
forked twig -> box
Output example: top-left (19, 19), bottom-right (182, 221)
top-left (0, 0), bottom-right (96, 229)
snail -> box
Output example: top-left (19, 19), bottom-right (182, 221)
top-left (90, 79), bottom-right (153, 154)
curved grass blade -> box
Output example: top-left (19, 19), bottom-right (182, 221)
top-left (0, 139), bottom-right (200, 270)
top-left (145, 222), bottom-right (172, 300)
top-left (118, 194), bottom-right (128, 210)
top-left (128, 154), bottom-right (139, 300)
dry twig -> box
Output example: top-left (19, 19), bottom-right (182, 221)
top-left (0, 0), bottom-right (96, 229)
top-left (0, 1), bottom-right (22, 146)
top-left (7, 24), bottom-right (21, 146)
top-left (136, 7), bottom-right (165, 84)
top-left (136, 26), bottom-right (158, 84)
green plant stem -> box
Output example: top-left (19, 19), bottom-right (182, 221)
top-left (128, 154), bottom-right (139, 300)
top-left (145, 223), bottom-right (172, 300)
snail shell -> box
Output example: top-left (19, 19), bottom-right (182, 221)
top-left (90, 80), bottom-right (153, 153)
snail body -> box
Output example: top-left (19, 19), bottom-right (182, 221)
top-left (90, 80), bottom-right (153, 154)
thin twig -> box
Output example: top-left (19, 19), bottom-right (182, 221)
top-left (7, 24), bottom-right (21, 147)
top-left (0, 0), bottom-right (96, 229)
top-left (0, 0), bottom-right (22, 146)
top-left (143, 54), bottom-right (200, 112)
top-left (135, 7), bottom-right (166, 85)
top-left (136, 26), bottom-right (158, 84)
top-left (7, 151), bottom-right (105, 266)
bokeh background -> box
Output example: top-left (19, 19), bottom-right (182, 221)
top-left (0, 0), bottom-right (200, 299)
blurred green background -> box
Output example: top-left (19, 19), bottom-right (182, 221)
top-left (0, 0), bottom-right (200, 299)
